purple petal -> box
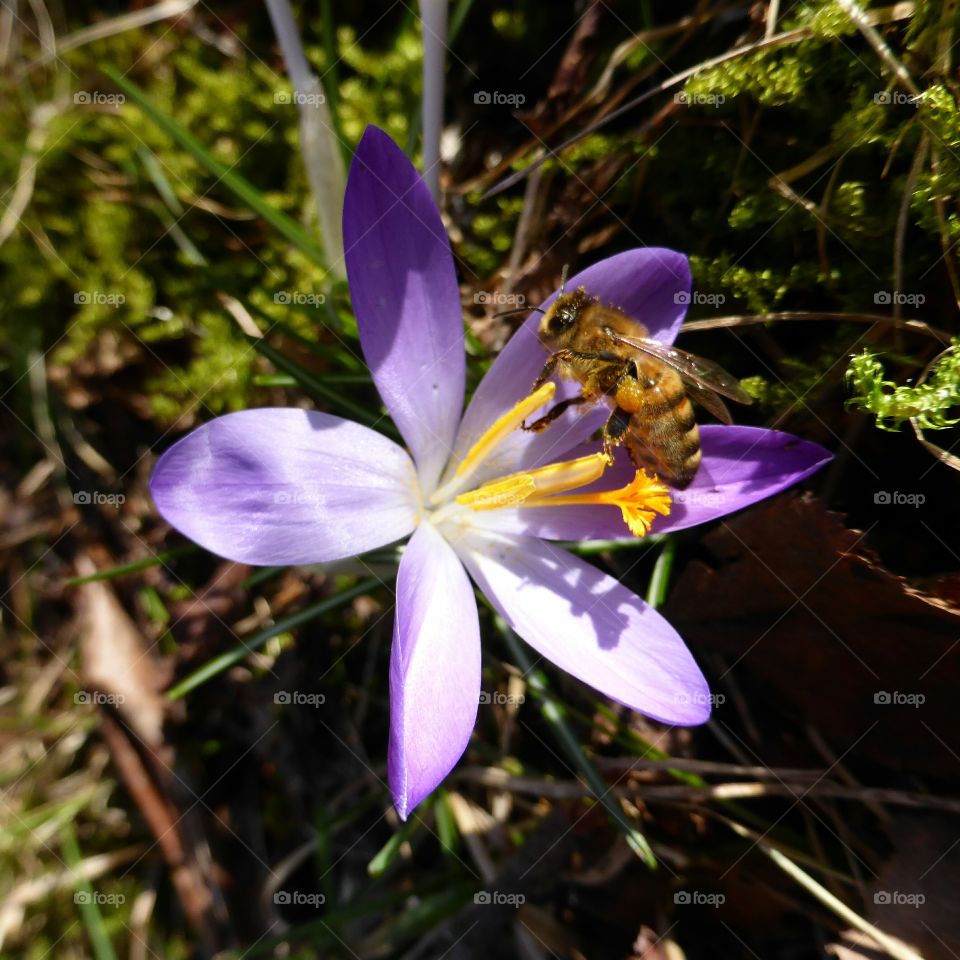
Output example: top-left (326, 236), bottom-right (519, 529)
top-left (444, 248), bottom-right (691, 486)
top-left (343, 126), bottom-right (465, 493)
top-left (468, 426), bottom-right (831, 541)
top-left (457, 532), bottom-right (710, 724)
top-left (150, 409), bottom-right (419, 564)
top-left (658, 426), bottom-right (833, 533)
top-left (389, 522), bottom-right (481, 819)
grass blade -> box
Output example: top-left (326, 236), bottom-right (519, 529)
top-left (64, 545), bottom-right (197, 586)
top-left (367, 805), bottom-right (427, 877)
top-left (167, 577), bottom-right (382, 699)
top-left (62, 825), bottom-right (119, 960)
top-left (247, 335), bottom-right (395, 433)
top-left (645, 536), bottom-right (677, 608)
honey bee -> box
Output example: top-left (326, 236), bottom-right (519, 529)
top-left (522, 284), bottom-right (752, 488)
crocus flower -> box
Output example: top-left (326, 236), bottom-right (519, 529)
top-left (151, 126), bottom-right (831, 819)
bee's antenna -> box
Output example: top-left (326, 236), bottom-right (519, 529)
top-left (492, 306), bottom-right (545, 319)
top-left (559, 264), bottom-right (570, 297)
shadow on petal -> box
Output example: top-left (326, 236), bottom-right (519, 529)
top-left (456, 531), bottom-right (710, 725)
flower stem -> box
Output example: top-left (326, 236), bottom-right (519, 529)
top-left (645, 536), bottom-right (677, 608)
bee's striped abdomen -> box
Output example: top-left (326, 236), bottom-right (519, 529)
top-left (620, 366), bottom-right (702, 488)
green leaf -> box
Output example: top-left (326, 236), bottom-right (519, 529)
top-left (434, 788), bottom-right (460, 856)
top-left (367, 804), bottom-right (427, 877)
top-left (645, 537), bottom-right (677, 608)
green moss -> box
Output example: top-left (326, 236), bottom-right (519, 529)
top-left (336, 22), bottom-right (422, 147)
top-left (689, 255), bottom-right (820, 315)
top-left (804, 2), bottom-right (861, 38)
top-left (1, 0), bottom-right (954, 444)
top-left (832, 98), bottom-right (891, 147)
top-left (564, 133), bottom-right (621, 166)
top-left (0, 11), bottom-right (428, 424)
top-left (846, 340), bottom-right (960, 431)
top-left (686, 48), bottom-right (815, 106)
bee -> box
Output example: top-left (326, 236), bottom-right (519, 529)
top-left (522, 284), bottom-right (752, 488)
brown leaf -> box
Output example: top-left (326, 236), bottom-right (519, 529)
top-left (666, 495), bottom-right (960, 778)
top-left (78, 573), bottom-right (168, 747)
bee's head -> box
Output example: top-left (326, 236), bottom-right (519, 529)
top-left (539, 288), bottom-right (593, 342)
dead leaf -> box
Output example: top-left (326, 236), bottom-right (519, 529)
top-left (667, 495), bottom-right (960, 779)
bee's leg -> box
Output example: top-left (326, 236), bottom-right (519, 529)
top-left (521, 395), bottom-right (588, 432)
top-left (530, 349), bottom-right (607, 392)
top-left (530, 353), bottom-right (563, 393)
top-left (601, 407), bottom-right (632, 463)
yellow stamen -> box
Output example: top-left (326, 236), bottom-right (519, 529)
top-left (456, 453), bottom-right (609, 511)
top-left (429, 382), bottom-right (556, 506)
top-left (525, 469), bottom-right (672, 537)
top-left (429, 382), bottom-right (671, 538)
top-left (452, 382), bottom-right (556, 479)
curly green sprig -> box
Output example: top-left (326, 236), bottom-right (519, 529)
top-left (845, 339), bottom-right (960, 431)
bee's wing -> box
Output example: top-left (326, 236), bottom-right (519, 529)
top-left (602, 327), bottom-right (754, 406)
top-left (686, 383), bottom-right (734, 424)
